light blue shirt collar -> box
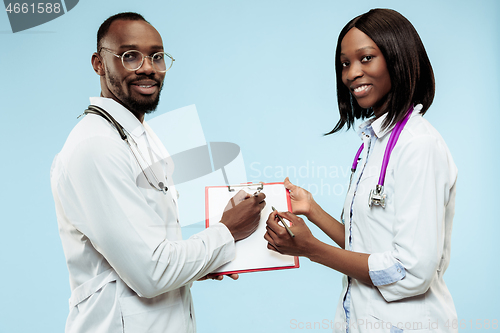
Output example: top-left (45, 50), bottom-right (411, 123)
top-left (357, 104), bottom-right (423, 140)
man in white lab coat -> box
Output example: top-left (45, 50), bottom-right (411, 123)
top-left (50, 12), bottom-right (266, 333)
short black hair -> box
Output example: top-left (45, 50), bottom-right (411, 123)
top-left (97, 12), bottom-right (149, 51)
top-left (327, 8), bottom-right (435, 134)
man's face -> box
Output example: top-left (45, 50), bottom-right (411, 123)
top-left (98, 20), bottom-right (166, 116)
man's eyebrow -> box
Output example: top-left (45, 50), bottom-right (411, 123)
top-left (118, 44), bottom-right (164, 50)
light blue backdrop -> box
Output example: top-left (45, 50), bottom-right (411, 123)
top-left (1, 0), bottom-right (499, 332)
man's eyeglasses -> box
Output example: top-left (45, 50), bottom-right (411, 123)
top-left (100, 47), bottom-right (175, 73)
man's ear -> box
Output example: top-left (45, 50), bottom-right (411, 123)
top-left (91, 52), bottom-right (105, 76)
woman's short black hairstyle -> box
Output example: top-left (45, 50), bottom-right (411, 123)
top-left (97, 12), bottom-right (149, 51)
top-left (327, 8), bottom-right (435, 134)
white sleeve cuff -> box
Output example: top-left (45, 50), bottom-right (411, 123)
top-left (196, 223), bottom-right (236, 263)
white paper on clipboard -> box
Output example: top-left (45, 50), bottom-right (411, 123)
top-left (205, 182), bottom-right (299, 275)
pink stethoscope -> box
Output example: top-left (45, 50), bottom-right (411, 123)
top-left (347, 106), bottom-right (413, 210)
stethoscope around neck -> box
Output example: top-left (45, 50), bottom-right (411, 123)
top-left (82, 105), bottom-right (169, 194)
top-left (341, 106), bottom-right (413, 222)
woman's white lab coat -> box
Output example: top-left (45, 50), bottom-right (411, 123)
top-left (333, 106), bottom-right (458, 332)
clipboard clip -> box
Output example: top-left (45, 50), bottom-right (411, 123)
top-left (227, 182), bottom-right (264, 194)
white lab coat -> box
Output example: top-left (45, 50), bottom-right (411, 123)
top-left (333, 106), bottom-right (458, 332)
top-left (51, 97), bottom-right (236, 333)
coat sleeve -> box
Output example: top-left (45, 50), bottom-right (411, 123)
top-left (367, 133), bottom-right (457, 302)
top-left (55, 135), bottom-right (235, 298)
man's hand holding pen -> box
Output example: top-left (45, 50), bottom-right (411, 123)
top-left (220, 190), bottom-right (267, 242)
top-left (200, 190), bottom-right (266, 281)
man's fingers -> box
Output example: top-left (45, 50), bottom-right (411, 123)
top-left (210, 273), bottom-right (238, 281)
top-left (234, 190), bottom-right (249, 202)
top-left (254, 192), bottom-right (266, 203)
top-left (199, 274), bottom-right (222, 281)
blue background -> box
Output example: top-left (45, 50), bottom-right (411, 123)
top-left (1, 0), bottom-right (499, 332)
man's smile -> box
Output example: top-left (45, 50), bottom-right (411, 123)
top-left (130, 79), bottom-right (159, 95)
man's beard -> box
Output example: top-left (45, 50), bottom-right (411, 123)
top-left (108, 71), bottom-right (163, 115)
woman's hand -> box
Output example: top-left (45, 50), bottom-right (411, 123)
top-left (264, 210), bottom-right (317, 258)
top-left (284, 177), bottom-right (315, 217)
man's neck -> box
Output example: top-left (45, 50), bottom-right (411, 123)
top-left (99, 92), bottom-right (145, 123)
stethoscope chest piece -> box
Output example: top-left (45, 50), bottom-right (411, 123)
top-left (368, 184), bottom-right (386, 208)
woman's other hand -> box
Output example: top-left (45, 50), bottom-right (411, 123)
top-left (284, 177), bottom-right (315, 217)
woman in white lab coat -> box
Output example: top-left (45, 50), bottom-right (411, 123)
top-left (265, 9), bottom-right (458, 333)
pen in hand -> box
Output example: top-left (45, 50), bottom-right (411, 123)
top-left (272, 206), bottom-right (295, 238)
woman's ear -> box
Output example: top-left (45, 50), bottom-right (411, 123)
top-left (91, 52), bottom-right (105, 76)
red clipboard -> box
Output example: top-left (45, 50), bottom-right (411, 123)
top-left (205, 182), bottom-right (300, 275)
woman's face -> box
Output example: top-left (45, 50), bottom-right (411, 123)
top-left (340, 28), bottom-right (391, 117)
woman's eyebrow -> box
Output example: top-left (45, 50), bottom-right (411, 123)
top-left (340, 46), bottom-right (376, 56)
top-left (355, 46), bottom-right (376, 53)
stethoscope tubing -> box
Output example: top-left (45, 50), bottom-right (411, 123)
top-left (351, 106), bottom-right (413, 187)
top-left (377, 106), bottom-right (413, 186)
top-left (83, 105), bottom-right (169, 193)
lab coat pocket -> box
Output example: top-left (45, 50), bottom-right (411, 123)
top-left (66, 270), bottom-right (120, 333)
top-left (119, 290), bottom-right (186, 333)
top-left (370, 293), bottom-right (428, 332)
top-left (369, 315), bottom-right (430, 333)
top-left (68, 268), bottom-right (119, 308)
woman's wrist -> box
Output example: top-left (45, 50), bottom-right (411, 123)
top-left (305, 200), bottom-right (322, 223)
top-left (303, 237), bottom-right (327, 262)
